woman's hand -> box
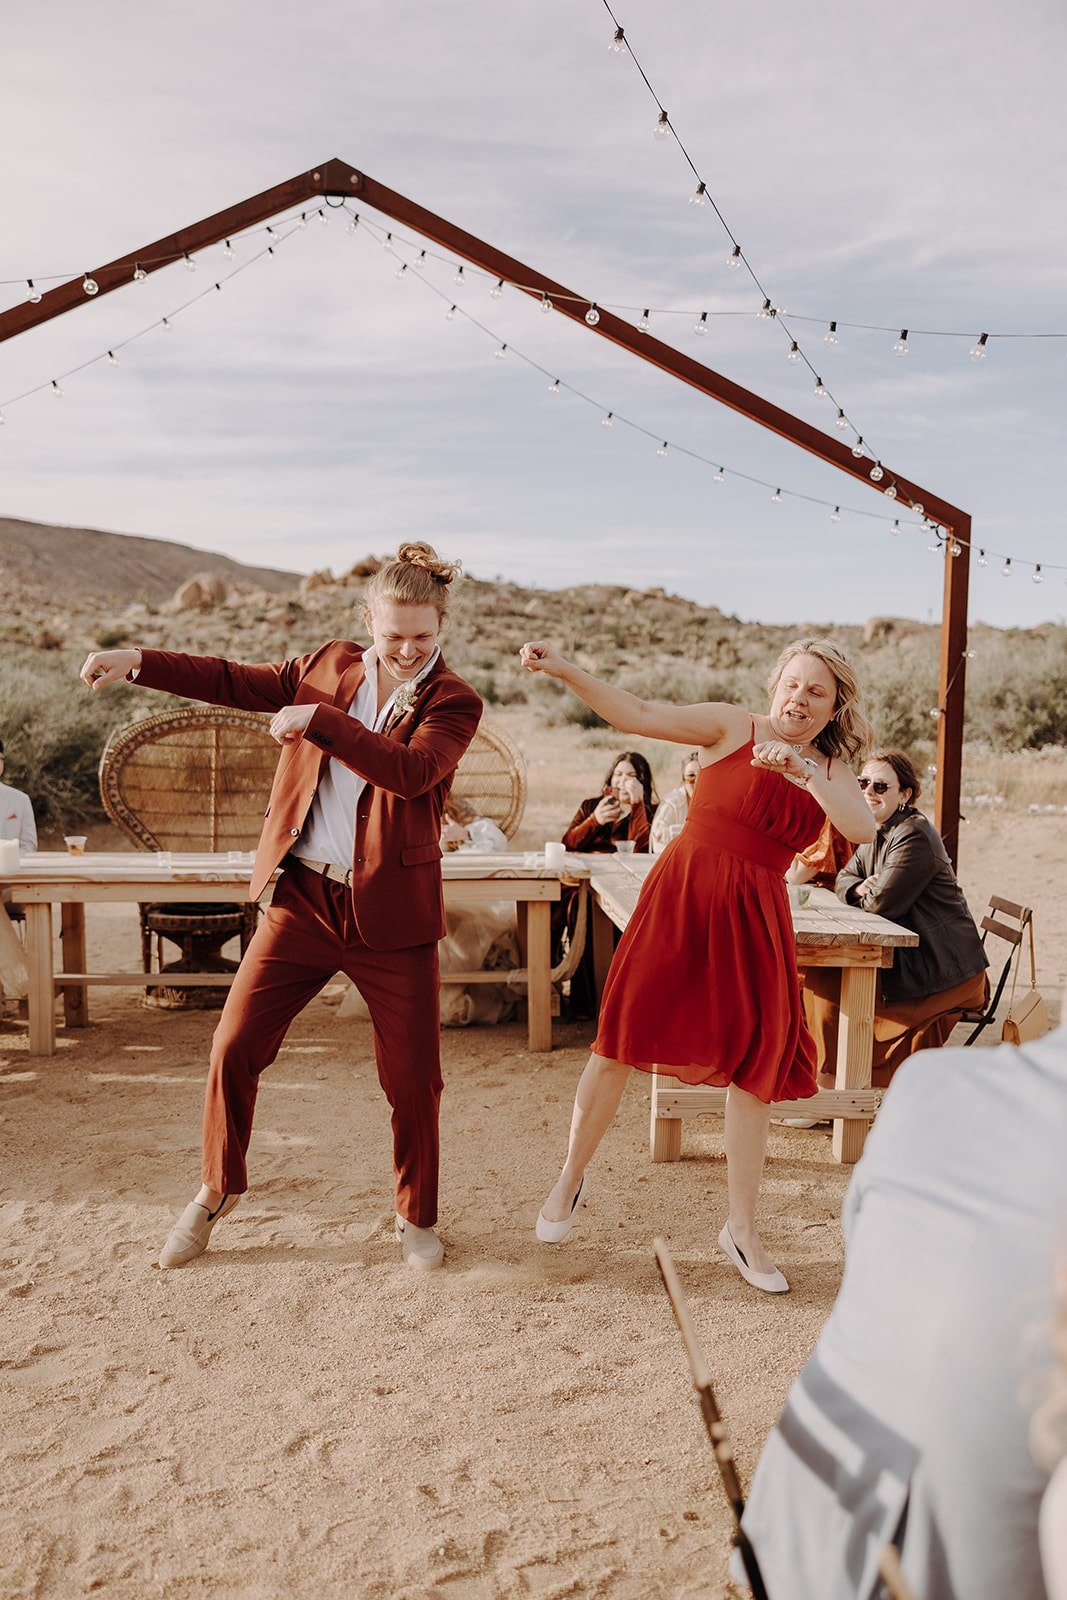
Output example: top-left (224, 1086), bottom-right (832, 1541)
top-left (616, 775), bottom-right (643, 807)
top-left (80, 648), bottom-right (142, 690)
top-left (593, 794), bottom-right (621, 826)
top-left (519, 641), bottom-right (569, 677)
top-left (269, 704), bottom-right (317, 744)
top-left (751, 740), bottom-right (810, 782)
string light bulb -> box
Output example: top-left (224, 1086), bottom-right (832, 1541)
top-left (549, 378), bottom-right (560, 393)
top-left (415, 250), bottom-right (426, 268)
top-left (602, 411), bottom-right (614, 427)
top-left (585, 304), bottom-right (601, 326)
top-left (318, 208), bottom-right (329, 226)
top-left (346, 215), bottom-right (359, 235)
top-left (609, 25), bottom-right (625, 52)
top-left (494, 344), bottom-right (507, 360)
top-left (395, 263), bottom-right (407, 279)
top-left (82, 273), bottom-right (99, 296)
top-left (870, 463), bottom-right (884, 482)
top-left (223, 239), bottom-right (236, 257)
top-left (297, 213), bottom-right (308, 229)
top-left (950, 541), bottom-right (963, 557)
top-left (892, 328), bottom-right (909, 357)
top-left (540, 296), bottom-right (552, 314)
top-left (977, 549), bottom-right (988, 567)
top-left (814, 376), bottom-right (827, 397)
top-left (266, 226), bottom-right (279, 242)
top-left (26, 279), bottom-right (42, 303)
top-left (714, 467), bottom-right (724, 481)
top-left (161, 317), bottom-right (172, 332)
top-left (830, 506), bottom-right (841, 522)
top-left (638, 309), bottom-right (650, 331)
top-left (970, 332), bottom-right (989, 360)
top-left (694, 311), bottom-right (708, 336)
top-left (445, 304), bottom-right (456, 320)
top-left (913, 503), bottom-right (924, 516)
top-left (890, 520), bottom-right (901, 536)
top-left (690, 182), bottom-right (707, 207)
top-left (183, 252), bottom-right (196, 272)
top-left (835, 409), bottom-right (848, 430)
top-left (657, 441), bottom-right (668, 456)
top-left (1032, 565), bottom-right (1044, 583)
top-left (51, 380), bottom-right (63, 397)
top-left (787, 341), bottom-right (800, 362)
top-left (758, 298), bottom-right (774, 319)
top-left (490, 279), bottom-right (504, 298)
top-left (654, 110), bottom-right (670, 139)
top-left (453, 265), bottom-right (465, 286)
top-left (133, 263), bottom-right (147, 281)
top-left (824, 321), bottom-right (839, 346)
top-left (1001, 559), bottom-right (1013, 577)
top-left (107, 350), bottom-right (119, 366)
top-left (851, 437), bottom-right (865, 458)
top-left (884, 484), bottom-right (898, 499)
top-left (771, 487), bottom-right (782, 502)
top-left (727, 244), bottom-right (741, 268)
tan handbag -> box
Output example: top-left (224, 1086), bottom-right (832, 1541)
top-left (1001, 919), bottom-right (1050, 1045)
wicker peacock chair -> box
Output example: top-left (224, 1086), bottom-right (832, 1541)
top-left (99, 707), bottom-right (278, 1003)
top-left (449, 718), bottom-right (526, 838)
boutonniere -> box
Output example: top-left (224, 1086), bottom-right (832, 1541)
top-left (392, 680), bottom-right (420, 717)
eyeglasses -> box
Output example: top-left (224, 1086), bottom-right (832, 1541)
top-left (857, 778), bottom-right (892, 794)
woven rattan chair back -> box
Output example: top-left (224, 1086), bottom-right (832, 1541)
top-left (449, 718), bottom-right (526, 839)
top-left (99, 707), bottom-right (277, 851)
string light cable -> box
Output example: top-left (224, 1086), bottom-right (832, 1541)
top-left (0, 219), bottom-right (307, 419)
top-left (339, 204), bottom-right (1063, 584)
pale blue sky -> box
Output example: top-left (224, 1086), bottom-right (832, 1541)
top-left (1, 0), bottom-right (1064, 627)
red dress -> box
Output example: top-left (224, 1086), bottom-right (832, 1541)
top-left (592, 737), bottom-right (825, 1101)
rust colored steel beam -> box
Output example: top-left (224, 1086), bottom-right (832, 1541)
top-left (933, 517), bottom-right (971, 867)
top-left (0, 155), bottom-right (971, 851)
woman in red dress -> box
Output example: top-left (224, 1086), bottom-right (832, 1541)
top-left (519, 636), bottom-right (876, 1292)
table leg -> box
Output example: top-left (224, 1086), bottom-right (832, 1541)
top-left (61, 903), bottom-right (89, 1028)
top-left (526, 900), bottom-right (552, 1053)
top-left (24, 904), bottom-right (56, 1057)
top-left (649, 1072), bottom-right (683, 1162)
top-left (591, 901), bottom-right (615, 1001)
top-left (832, 964), bottom-right (876, 1163)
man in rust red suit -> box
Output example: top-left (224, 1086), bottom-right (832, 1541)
top-left (81, 545), bottom-right (481, 1271)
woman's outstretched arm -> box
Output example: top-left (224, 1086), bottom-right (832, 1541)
top-left (519, 641), bottom-right (746, 750)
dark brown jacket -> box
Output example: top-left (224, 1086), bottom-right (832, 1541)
top-left (135, 643), bottom-right (482, 949)
top-left (836, 807), bottom-right (987, 1003)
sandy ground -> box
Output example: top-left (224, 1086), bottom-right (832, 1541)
top-left (1, 796), bottom-right (1064, 1599)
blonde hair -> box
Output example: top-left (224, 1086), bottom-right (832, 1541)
top-left (766, 637), bottom-right (874, 763)
top-left (363, 542), bottom-right (461, 624)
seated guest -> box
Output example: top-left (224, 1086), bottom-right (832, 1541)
top-left (440, 795), bottom-right (507, 853)
top-left (738, 1004), bottom-right (1067, 1600)
top-left (649, 751), bottom-right (700, 854)
top-left (562, 751), bottom-right (657, 854)
top-left (556, 752), bottom-right (657, 1017)
top-left (0, 738), bottom-right (38, 852)
top-left (803, 749), bottom-right (988, 1087)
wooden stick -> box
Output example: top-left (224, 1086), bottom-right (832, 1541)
top-left (879, 1546), bottom-right (920, 1600)
top-left (653, 1238), bottom-right (771, 1600)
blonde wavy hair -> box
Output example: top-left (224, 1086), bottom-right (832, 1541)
top-left (766, 637), bottom-right (874, 763)
top-left (363, 541), bottom-right (462, 625)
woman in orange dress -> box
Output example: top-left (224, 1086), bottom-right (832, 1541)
top-left (518, 636), bottom-right (876, 1292)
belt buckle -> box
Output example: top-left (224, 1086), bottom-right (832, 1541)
top-left (341, 866), bottom-right (353, 888)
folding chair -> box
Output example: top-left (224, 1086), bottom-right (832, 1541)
top-left (960, 895), bottom-right (1034, 1046)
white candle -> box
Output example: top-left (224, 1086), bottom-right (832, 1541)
top-left (543, 841), bottom-right (567, 868)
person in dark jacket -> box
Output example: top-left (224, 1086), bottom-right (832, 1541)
top-left (804, 748), bottom-right (988, 1086)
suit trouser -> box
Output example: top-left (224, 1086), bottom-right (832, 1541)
top-left (201, 859), bottom-right (442, 1226)
top-left (803, 966), bottom-right (989, 1088)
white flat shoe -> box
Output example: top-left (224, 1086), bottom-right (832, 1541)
top-left (395, 1214), bottom-right (444, 1270)
top-left (159, 1193), bottom-right (241, 1269)
top-left (718, 1222), bottom-right (789, 1294)
top-left (535, 1177), bottom-right (586, 1244)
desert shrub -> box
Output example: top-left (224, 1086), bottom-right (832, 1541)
top-left (96, 625), bottom-right (131, 649)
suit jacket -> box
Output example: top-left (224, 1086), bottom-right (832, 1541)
top-left (135, 642), bottom-right (482, 950)
top-left (741, 1026), bottom-right (1067, 1600)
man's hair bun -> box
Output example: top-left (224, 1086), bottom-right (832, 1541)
top-left (396, 542), bottom-right (461, 585)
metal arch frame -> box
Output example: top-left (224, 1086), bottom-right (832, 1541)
top-left (0, 157), bottom-right (971, 861)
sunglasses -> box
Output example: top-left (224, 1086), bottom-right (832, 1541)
top-left (857, 778), bottom-right (892, 794)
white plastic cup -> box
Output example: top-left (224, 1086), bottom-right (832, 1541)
top-left (614, 840), bottom-right (637, 855)
top-left (788, 884), bottom-right (811, 909)
top-left (64, 835), bottom-right (88, 855)
top-left (543, 841), bottom-right (567, 868)
top-left (0, 839), bottom-right (20, 872)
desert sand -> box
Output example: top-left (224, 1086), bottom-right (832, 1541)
top-left (2, 712), bottom-right (1064, 1599)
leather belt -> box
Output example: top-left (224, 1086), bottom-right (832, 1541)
top-left (287, 853), bottom-right (352, 887)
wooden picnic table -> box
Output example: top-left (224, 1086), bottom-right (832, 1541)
top-left (587, 855), bottom-right (918, 1164)
top-left (1, 850), bottom-right (592, 1059)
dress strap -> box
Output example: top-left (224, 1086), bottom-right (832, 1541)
top-left (827, 755), bottom-right (834, 780)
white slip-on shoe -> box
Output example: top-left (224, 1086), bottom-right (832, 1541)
top-left (535, 1177), bottom-right (586, 1244)
top-left (159, 1193), bottom-right (241, 1269)
top-left (395, 1214), bottom-right (445, 1270)
top-left (717, 1222), bottom-right (789, 1294)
